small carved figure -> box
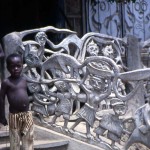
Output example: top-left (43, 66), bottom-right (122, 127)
top-left (35, 32), bottom-right (49, 61)
top-left (3, 26), bottom-right (75, 53)
top-left (47, 81), bottom-right (75, 130)
top-left (0, 53), bottom-right (34, 150)
top-left (35, 31), bottom-right (80, 55)
top-left (23, 42), bottom-right (42, 76)
top-left (27, 82), bottom-right (56, 123)
top-left (101, 45), bottom-right (114, 60)
top-left (94, 98), bottom-right (130, 150)
top-left (22, 41), bottom-right (53, 81)
top-left (35, 31), bottom-right (47, 47)
top-left (87, 40), bottom-right (99, 56)
top-left (70, 75), bottom-right (112, 139)
top-left (101, 44), bottom-right (126, 96)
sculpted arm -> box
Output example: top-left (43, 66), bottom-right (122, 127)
top-left (143, 105), bottom-right (150, 128)
top-left (134, 108), bottom-right (143, 127)
top-left (80, 84), bottom-right (91, 94)
top-left (0, 81), bottom-right (8, 126)
top-left (45, 90), bottom-right (57, 98)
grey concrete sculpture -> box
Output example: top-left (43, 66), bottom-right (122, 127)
top-left (3, 27), bottom-right (150, 150)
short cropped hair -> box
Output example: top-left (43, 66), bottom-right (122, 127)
top-left (6, 53), bottom-right (22, 66)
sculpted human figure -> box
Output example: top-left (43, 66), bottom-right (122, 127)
top-left (70, 75), bottom-right (112, 139)
top-left (94, 98), bottom-right (130, 150)
top-left (87, 40), bottom-right (99, 56)
top-left (22, 42), bottom-right (42, 79)
top-left (35, 31), bottom-right (78, 55)
top-left (101, 44), bottom-right (126, 95)
top-left (101, 45), bottom-right (114, 60)
top-left (0, 53), bottom-right (34, 150)
top-left (3, 26), bottom-right (75, 56)
top-left (34, 32), bottom-right (49, 61)
top-left (46, 81), bottom-right (75, 130)
top-left (35, 31), bottom-right (47, 47)
top-left (27, 82), bottom-right (56, 123)
top-left (22, 40), bottom-right (53, 82)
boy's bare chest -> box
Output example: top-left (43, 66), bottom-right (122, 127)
top-left (7, 79), bottom-right (27, 91)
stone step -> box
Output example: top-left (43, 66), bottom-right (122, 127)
top-left (0, 126), bottom-right (69, 150)
top-left (34, 140), bottom-right (69, 150)
top-left (0, 139), bottom-right (69, 150)
top-left (0, 130), bottom-right (9, 144)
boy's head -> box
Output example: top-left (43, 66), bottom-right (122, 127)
top-left (6, 53), bottom-right (23, 78)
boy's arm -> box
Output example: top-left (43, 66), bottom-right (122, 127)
top-left (0, 81), bottom-right (8, 126)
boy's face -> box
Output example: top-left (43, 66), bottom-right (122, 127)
top-left (7, 56), bottom-right (23, 78)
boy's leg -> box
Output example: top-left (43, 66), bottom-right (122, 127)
top-left (9, 129), bottom-right (21, 150)
top-left (22, 125), bottom-right (34, 150)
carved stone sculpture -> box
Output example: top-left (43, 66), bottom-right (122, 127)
top-left (3, 27), bottom-right (150, 150)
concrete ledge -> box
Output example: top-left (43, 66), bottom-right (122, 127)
top-left (0, 131), bottom-right (9, 138)
top-left (0, 140), bottom-right (69, 150)
top-left (34, 140), bottom-right (69, 149)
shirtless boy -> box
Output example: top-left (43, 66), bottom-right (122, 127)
top-left (0, 53), bottom-right (34, 150)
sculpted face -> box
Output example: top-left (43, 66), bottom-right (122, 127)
top-left (87, 40), bottom-right (99, 56)
top-left (102, 45), bottom-right (114, 59)
top-left (89, 76), bottom-right (105, 91)
top-left (55, 81), bottom-right (68, 92)
top-left (25, 52), bottom-right (40, 67)
top-left (30, 45), bottom-right (38, 52)
top-left (35, 32), bottom-right (47, 46)
top-left (27, 83), bottom-right (41, 93)
top-left (113, 104), bottom-right (126, 116)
